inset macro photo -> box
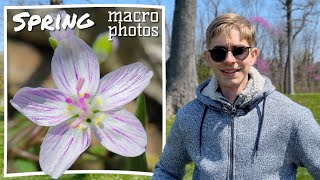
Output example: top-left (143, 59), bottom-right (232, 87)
top-left (4, 4), bottom-right (164, 179)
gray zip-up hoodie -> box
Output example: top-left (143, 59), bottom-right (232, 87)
top-left (153, 68), bottom-right (320, 179)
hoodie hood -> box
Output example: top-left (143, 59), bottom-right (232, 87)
top-left (196, 66), bottom-right (275, 112)
top-left (196, 67), bottom-right (276, 158)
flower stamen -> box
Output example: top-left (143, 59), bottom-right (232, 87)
top-left (67, 78), bottom-right (92, 128)
top-left (76, 78), bottom-right (85, 99)
top-left (70, 112), bottom-right (87, 128)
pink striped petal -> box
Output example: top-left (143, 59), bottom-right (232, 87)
top-left (91, 109), bottom-right (147, 157)
top-left (52, 36), bottom-right (100, 97)
top-left (10, 87), bottom-right (72, 126)
top-left (40, 121), bottom-right (91, 179)
top-left (94, 62), bottom-right (153, 111)
top-left (49, 10), bottom-right (77, 42)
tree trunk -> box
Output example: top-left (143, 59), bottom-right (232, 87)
top-left (166, 0), bottom-right (197, 116)
top-left (278, 39), bottom-right (283, 93)
top-left (50, 0), bottom-right (62, 5)
top-left (286, 0), bottom-right (294, 94)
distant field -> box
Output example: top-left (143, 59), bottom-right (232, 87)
top-left (166, 93), bottom-right (320, 179)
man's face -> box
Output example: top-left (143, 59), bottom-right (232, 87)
top-left (204, 29), bottom-right (258, 91)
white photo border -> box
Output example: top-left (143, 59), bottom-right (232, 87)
top-left (4, 4), bottom-right (166, 178)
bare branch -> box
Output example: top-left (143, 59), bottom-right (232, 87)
top-left (85, 0), bottom-right (94, 3)
top-left (293, 2), bottom-right (314, 40)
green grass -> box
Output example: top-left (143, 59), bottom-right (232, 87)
top-left (167, 93), bottom-right (320, 179)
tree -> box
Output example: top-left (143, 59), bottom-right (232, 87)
top-left (50, 0), bottom-right (62, 5)
top-left (280, 0), bottom-right (318, 94)
top-left (285, 0), bottom-right (294, 94)
top-left (166, 0), bottom-right (197, 116)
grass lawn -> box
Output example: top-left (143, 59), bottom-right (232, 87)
top-left (166, 93), bottom-right (320, 179)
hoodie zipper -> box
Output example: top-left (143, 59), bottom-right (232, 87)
top-left (228, 104), bottom-right (237, 180)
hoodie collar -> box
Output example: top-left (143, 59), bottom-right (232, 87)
top-left (198, 66), bottom-right (273, 110)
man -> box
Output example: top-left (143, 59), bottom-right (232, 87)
top-left (153, 13), bottom-right (320, 179)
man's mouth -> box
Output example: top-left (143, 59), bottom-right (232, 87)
top-left (220, 69), bottom-right (241, 74)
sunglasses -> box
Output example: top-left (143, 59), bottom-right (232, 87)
top-left (208, 46), bottom-right (252, 62)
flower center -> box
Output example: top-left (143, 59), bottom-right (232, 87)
top-left (65, 78), bottom-right (92, 128)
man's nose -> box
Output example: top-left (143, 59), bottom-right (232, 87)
top-left (224, 51), bottom-right (237, 63)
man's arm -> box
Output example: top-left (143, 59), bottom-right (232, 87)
top-left (152, 114), bottom-right (192, 180)
top-left (294, 108), bottom-right (320, 178)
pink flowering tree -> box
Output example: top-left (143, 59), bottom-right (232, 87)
top-left (305, 64), bottom-right (320, 81)
top-left (301, 64), bottom-right (320, 92)
top-left (254, 58), bottom-right (270, 76)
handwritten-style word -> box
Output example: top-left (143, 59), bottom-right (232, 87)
top-left (13, 12), bottom-right (94, 32)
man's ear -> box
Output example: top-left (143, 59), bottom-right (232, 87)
top-left (203, 51), bottom-right (211, 65)
top-left (250, 47), bottom-right (258, 66)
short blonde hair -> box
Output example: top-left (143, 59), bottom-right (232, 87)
top-left (205, 13), bottom-right (256, 49)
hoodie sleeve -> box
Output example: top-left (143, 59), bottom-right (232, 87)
top-left (294, 108), bottom-right (320, 178)
top-left (152, 114), bottom-right (192, 180)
